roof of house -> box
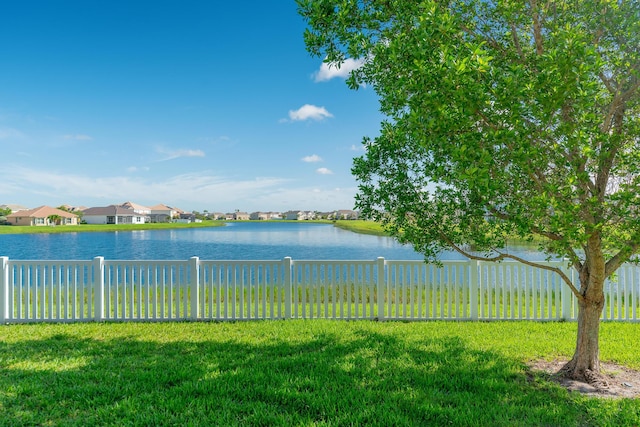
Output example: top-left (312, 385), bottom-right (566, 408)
top-left (6, 206), bottom-right (78, 219)
top-left (0, 204), bottom-right (30, 212)
top-left (58, 204), bottom-right (87, 212)
top-left (82, 205), bottom-right (138, 216)
top-left (149, 203), bottom-right (184, 214)
top-left (149, 203), bottom-right (172, 210)
top-left (120, 201), bottom-right (151, 211)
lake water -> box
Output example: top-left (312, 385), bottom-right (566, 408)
top-left (0, 222), bottom-right (548, 261)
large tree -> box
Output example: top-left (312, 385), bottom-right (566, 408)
top-left (298, 0), bottom-right (640, 384)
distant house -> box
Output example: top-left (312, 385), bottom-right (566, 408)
top-left (233, 212), bottom-right (250, 220)
top-left (82, 205), bottom-right (147, 225)
top-left (6, 206), bottom-right (79, 226)
top-left (250, 212), bottom-right (269, 220)
top-left (284, 211), bottom-right (303, 220)
top-left (120, 201), bottom-right (151, 215)
top-left (58, 204), bottom-right (87, 213)
top-left (177, 212), bottom-right (197, 223)
top-left (250, 211), bottom-right (283, 220)
top-left (330, 210), bottom-right (359, 220)
top-left (284, 210), bottom-right (316, 220)
top-left (0, 204), bottom-right (29, 213)
top-left (149, 203), bottom-right (183, 223)
top-left (210, 212), bottom-right (226, 220)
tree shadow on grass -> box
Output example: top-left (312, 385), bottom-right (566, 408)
top-left (0, 326), bottom-right (638, 426)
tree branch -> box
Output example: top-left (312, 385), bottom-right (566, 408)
top-left (529, 0), bottom-right (544, 55)
top-left (510, 23), bottom-right (525, 61)
top-left (487, 206), bottom-right (560, 241)
top-left (597, 107), bottom-right (625, 203)
top-left (605, 238), bottom-right (640, 277)
top-left (601, 72), bottom-right (639, 134)
top-left (487, 205), bottom-right (584, 271)
top-left (599, 72), bottom-right (617, 95)
top-left (439, 231), bottom-right (582, 299)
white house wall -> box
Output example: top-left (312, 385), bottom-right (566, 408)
top-left (82, 215), bottom-right (110, 225)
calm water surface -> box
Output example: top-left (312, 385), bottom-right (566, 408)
top-left (0, 222), bottom-right (550, 261)
top-left (0, 222), bottom-right (425, 260)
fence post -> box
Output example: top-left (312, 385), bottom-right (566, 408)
top-left (282, 257), bottom-right (292, 319)
top-left (190, 257), bottom-right (200, 320)
top-left (93, 257), bottom-right (105, 321)
top-left (376, 257), bottom-right (385, 320)
top-left (469, 260), bottom-right (479, 320)
top-left (561, 261), bottom-right (574, 321)
top-left (0, 257), bottom-right (9, 323)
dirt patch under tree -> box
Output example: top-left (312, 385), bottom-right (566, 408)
top-left (528, 359), bottom-right (640, 399)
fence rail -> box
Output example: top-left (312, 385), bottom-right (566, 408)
top-left (1, 256), bottom-right (639, 324)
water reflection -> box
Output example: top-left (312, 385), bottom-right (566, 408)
top-left (0, 222), bottom-right (556, 261)
top-left (0, 223), bottom-right (423, 260)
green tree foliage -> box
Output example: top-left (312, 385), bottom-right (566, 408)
top-left (299, 0), bottom-right (640, 383)
top-left (47, 214), bottom-right (62, 226)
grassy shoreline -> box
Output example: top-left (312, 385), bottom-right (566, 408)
top-left (0, 219), bottom-right (386, 236)
top-left (333, 220), bottom-right (388, 236)
top-left (0, 221), bottom-right (227, 235)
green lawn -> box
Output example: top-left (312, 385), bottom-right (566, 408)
top-left (1, 321), bottom-right (638, 426)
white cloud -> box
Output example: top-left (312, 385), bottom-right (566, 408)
top-left (313, 58), bottom-right (365, 82)
top-left (288, 104), bottom-right (333, 122)
top-left (0, 166), bottom-right (287, 207)
top-left (316, 168), bottom-right (333, 175)
top-left (302, 154), bottom-right (323, 163)
top-left (156, 147), bottom-right (206, 161)
top-left (63, 134), bottom-right (93, 141)
top-left (0, 126), bottom-right (25, 140)
top-left (0, 165), bottom-right (358, 212)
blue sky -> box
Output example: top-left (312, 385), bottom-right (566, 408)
top-left (0, 1), bottom-right (382, 213)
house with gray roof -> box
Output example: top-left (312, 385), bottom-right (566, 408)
top-left (148, 203), bottom-right (183, 223)
top-left (82, 205), bottom-right (148, 225)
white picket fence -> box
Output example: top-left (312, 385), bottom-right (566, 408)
top-left (1, 256), bottom-right (638, 324)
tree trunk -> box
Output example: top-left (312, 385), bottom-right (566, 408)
top-left (562, 272), bottom-right (607, 386)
